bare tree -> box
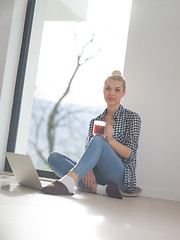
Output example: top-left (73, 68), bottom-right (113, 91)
top-left (47, 34), bottom-right (99, 153)
top-left (29, 34), bottom-right (100, 166)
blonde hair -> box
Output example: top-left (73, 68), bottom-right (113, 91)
top-left (105, 70), bottom-right (126, 91)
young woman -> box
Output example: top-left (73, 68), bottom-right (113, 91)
top-left (42, 71), bottom-right (141, 199)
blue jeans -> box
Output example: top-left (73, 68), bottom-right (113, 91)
top-left (48, 135), bottom-right (128, 192)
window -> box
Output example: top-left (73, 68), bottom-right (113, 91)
top-left (5, 0), bottom-right (132, 178)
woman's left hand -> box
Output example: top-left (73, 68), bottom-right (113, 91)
top-left (82, 170), bottom-right (96, 189)
top-left (105, 122), bottom-right (114, 142)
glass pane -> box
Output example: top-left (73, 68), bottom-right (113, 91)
top-left (15, 0), bottom-right (132, 173)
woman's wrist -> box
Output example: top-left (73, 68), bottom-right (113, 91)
top-left (106, 136), bottom-right (114, 145)
top-left (107, 137), bottom-right (131, 159)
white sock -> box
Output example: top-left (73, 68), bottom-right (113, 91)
top-left (59, 175), bottom-right (76, 193)
top-left (96, 184), bottom-right (108, 196)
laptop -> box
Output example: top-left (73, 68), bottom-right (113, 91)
top-left (6, 152), bottom-right (48, 190)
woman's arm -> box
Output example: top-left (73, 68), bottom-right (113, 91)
top-left (105, 123), bottom-right (131, 159)
top-left (84, 120), bottom-right (94, 149)
top-left (105, 113), bottom-right (141, 160)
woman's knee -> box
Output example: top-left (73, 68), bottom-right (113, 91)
top-left (91, 135), bottom-right (105, 144)
top-left (47, 151), bottom-right (62, 167)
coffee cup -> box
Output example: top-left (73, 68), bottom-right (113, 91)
top-left (93, 120), bottom-right (106, 137)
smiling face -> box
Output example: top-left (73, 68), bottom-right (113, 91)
top-left (103, 79), bottom-right (126, 108)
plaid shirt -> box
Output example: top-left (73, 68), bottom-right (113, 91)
top-left (85, 105), bottom-right (141, 192)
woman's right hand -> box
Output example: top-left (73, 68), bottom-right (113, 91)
top-left (82, 170), bottom-right (96, 189)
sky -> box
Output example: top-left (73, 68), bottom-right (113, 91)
top-left (35, 0), bottom-right (132, 107)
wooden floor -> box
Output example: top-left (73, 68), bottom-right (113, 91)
top-left (0, 174), bottom-right (180, 240)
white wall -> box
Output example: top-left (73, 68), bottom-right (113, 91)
top-left (0, 0), bottom-right (28, 170)
top-left (123, 0), bottom-right (180, 201)
top-left (0, 0), bottom-right (15, 99)
top-left (46, 0), bottom-right (88, 21)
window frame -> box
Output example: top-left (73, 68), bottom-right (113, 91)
top-left (4, 0), bottom-right (58, 179)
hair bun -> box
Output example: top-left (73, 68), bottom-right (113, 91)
top-left (111, 70), bottom-right (122, 76)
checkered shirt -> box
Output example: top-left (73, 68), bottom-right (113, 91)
top-left (85, 105), bottom-right (141, 192)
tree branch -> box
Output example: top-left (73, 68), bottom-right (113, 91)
top-left (47, 34), bottom-right (99, 154)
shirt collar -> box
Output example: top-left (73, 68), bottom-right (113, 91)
top-left (100, 109), bottom-right (107, 120)
top-left (100, 105), bottom-right (123, 120)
